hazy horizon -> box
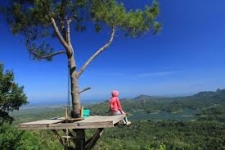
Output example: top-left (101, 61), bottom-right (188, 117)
top-left (24, 88), bottom-right (223, 107)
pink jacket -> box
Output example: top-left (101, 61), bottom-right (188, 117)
top-left (109, 90), bottom-right (123, 114)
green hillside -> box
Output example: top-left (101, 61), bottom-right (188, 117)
top-left (87, 89), bottom-right (225, 116)
top-left (6, 89), bottom-right (225, 149)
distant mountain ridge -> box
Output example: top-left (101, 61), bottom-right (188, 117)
top-left (131, 89), bottom-right (225, 101)
top-left (88, 89), bottom-right (225, 115)
top-left (192, 88), bottom-right (225, 97)
top-left (132, 94), bottom-right (153, 101)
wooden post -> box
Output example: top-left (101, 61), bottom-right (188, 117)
top-left (74, 129), bottom-right (85, 150)
top-left (81, 107), bottom-right (84, 118)
top-left (51, 130), bottom-right (64, 146)
top-left (85, 128), bottom-right (104, 150)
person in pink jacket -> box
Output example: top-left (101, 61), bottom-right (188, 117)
top-left (109, 90), bottom-right (131, 125)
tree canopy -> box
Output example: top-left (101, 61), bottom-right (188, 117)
top-left (0, 64), bottom-right (27, 124)
top-left (2, 0), bottom-right (161, 60)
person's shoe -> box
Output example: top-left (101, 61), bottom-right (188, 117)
top-left (126, 121), bottom-right (131, 126)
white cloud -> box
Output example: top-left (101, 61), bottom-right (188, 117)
top-left (136, 70), bottom-right (182, 78)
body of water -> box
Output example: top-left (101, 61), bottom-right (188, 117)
top-left (130, 108), bottom-right (198, 121)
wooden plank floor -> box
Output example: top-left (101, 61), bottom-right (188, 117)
top-left (18, 115), bottom-right (125, 130)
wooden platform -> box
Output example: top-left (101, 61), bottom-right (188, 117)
top-left (18, 115), bottom-right (125, 130)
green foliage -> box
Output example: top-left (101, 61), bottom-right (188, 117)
top-left (0, 122), bottom-right (44, 150)
top-left (197, 103), bottom-right (225, 122)
top-left (33, 130), bottom-right (63, 150)
top-left (0, 64), bottom-right (27, 124)
top-left (92, 120), bottom-right (225, 150)
top-left (1, 0), bottom-right (161, 60)
top-left (90, 0), bottom-right (161, 36)
top-left (0, 122), bottom-right (62, 150)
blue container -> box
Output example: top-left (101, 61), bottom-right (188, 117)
top-left (83, 109), bottom-right (90, 118)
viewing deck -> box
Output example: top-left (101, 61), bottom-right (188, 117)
top-left (18, 115), bottom-right (125, 130)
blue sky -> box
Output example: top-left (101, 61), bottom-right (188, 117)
top-left (1, 0), bottom-right (225, 104)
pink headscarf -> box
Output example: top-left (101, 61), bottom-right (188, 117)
top-left (111, 90), bottom-right (119, 97)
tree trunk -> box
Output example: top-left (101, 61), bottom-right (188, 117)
top-left (68, 55), bottom-right (81, 118)
top-left (68, 54), bottom-right (86, 149)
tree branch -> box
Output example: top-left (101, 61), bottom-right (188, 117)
top-left (25, 40), bottom-right (67, 59)
top-left (66, 19), bottom-right (72, 45)
top-left (79, 87), bottom-right (91, 94)
top-left (51, 17), bottom-right (71, 53)
top-left (77, 27), bottom-right (116, 78)
top-left (29, 49), bottom-right (66, 60)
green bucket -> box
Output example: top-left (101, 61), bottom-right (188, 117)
top-left (83, 109), bottom-right (90, 118)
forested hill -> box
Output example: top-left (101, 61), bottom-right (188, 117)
top-left (178, 89), bottom-right (225, 109)
top-left (87, 89), bottom-right (225, 115)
